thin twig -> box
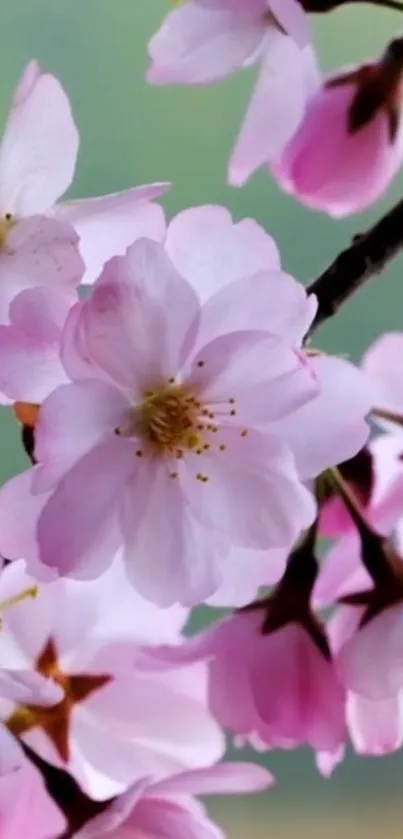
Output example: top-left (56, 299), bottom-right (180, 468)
top-left (306, 196), bottom-right (403, 336)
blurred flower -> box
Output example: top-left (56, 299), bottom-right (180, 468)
top-left (143, 533), bottom-right (346, 754)
top-left (0, 558), bottom-right (223, 800)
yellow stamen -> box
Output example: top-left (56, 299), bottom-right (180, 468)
top-left (0, 213), bottom-right (16, 249)
top-left (0, 586), bottom-right (38, 629)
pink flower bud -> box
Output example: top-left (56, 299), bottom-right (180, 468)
top-left (272, 39), bottom-right (403, 216)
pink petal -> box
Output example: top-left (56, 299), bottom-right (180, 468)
top-left (37, 437), bottom-right (133, 576)
top-left (196, 268), bottom-right (316, 347)
top-left (57, 184), bottom-right (169, 284)
top-left (188, 330), bottom-right (318, 423)
top-left (81, 239), bottom-right (200, 393)
top-left (272, 77), bottom-right (403, 217)
top-left (165, 205), bottom-right (280, 303)
top-left (347, 692), bottom-right (403, 755)
top-left (361, 332), bottom-right (403, 419)
top-left (183, 427), bottom-right (316, 548)
top-left (60, 299), bottom-right (101, 382)
top-left (152, 762), bottom-right (274, 796)
top-left (147, 4), bottom-right (264, 85)
top-left (34, 379), bottom-right (130, 492)
top-left (74, 780), bottom-right (149, 839)
top-left (252, 626), bottom-right (346, 751)
top-left (313, 531), bottom-right (371, 608)
top-left (268, 0), bottom-right (310, 47)
top-left (315, 746), bottom-right (345, 778)
top-left (207, 545), bottom-right (288, 607)
top-left (336, 604), bottom-right (403, 699)
top-left (121, 462), bottom-right (225, 606)
top-left (0, 469), bottom-right (51, 569)
top-left (271, 356), bottom-right (371, 480)
top-left (0, 725), bottom-right (23, 775)
top-left (0, 757), bottom-right (66, 839)
top-left (0, 216), bottom-right (84, 323)
top-left (11, 60), bottom-right (41, 108)
top-left (127, 795), bottom-right (223, 839)
top-left (0, 669), bottom-right (63, 707)
top-left (0, 67), bottom-right (78, 215)
top-left (0, 286), bottom-right (73, 402)
top-left (229, 34), bottom-right (308, 185)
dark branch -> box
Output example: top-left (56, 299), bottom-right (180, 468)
top-left (307, 196), bottom-right (403, 336)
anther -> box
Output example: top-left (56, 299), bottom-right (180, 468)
top-left (136, 449), bottom-right (143, 457)
top-left (169, 471), bottom-right (179, 479)
top-left (197, 360), bottom-right (205, 368)
top-left (229, 398), bottom-right (236, 405)
top-left (240, 429), bottom-right (248, 437)
top-left (219, 444), bottom-right (227, 451)
top-left (230, 410), bottom-right (236, 417)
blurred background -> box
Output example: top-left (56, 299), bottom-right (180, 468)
top-left (1, 1), bottom-right (403, 835)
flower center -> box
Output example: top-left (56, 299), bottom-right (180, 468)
top-left (136, 383), bottom-right (204, 454)
top-left (0, 213), bottom-right (16, 249)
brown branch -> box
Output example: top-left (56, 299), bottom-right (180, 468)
top-left (306, 195), bottom-right (403, 336)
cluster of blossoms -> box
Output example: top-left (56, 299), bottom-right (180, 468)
top-left (2, 1), bottom-right (403, 836)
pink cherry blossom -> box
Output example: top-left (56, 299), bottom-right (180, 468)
top-left (147, 3), bottom-right (320, 185)
top-left (76, 762), bottom-right (273, 839)
top-left (272, 50), bottom-right (403, 217)
top-left (144, 608), bottom-right (346, 754)
top-left (0, 755), bottom-right (66, 839)
top-left (4, 237), bottom-right (320, 606)
top-left (0, 61), bottom-right (168, 287)
top-left (0, 558), bottom-right (224, 800)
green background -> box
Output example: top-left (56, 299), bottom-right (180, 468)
top-left (1, 2), bottom-right (403, 836)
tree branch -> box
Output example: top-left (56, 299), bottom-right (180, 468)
top-left (306, 195), bottom-right (403, 336)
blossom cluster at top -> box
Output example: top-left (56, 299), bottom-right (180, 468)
top-left (1, 0), bottom-right (403, 837)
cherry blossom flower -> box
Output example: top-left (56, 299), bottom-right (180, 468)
top-left (272, 40), bottom-right (403, 216)
top-left (0, 206), bottom-right (371, 606)
top-left (0, 60), bottom-right (168, 288)
top-left (76, 762), bottom-right (273, 839)
top-left (0, 558), bottom-right (224, 800)
top-left (0, 237), bottom-right (321, 606)
top-left (147, 2), bottom-right (320, 185)
top-left (0, 755), bottom-right (66, 839)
